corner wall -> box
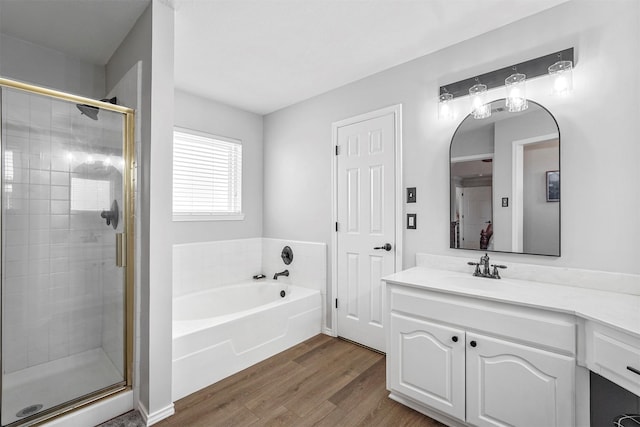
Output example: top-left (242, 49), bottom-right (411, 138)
top-left (0, 32), bottom-right (105, 99)
top-left (105, 0), bottom-right (175, 422)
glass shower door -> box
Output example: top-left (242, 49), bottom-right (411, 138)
top-left (0, 82), bottom-right (132, 426)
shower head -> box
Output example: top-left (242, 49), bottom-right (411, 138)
top-left (76, 104), bottom-right (99, 120)
top-left (76, 97), bottom-right (118, 121)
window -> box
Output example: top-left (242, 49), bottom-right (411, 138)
top-left (71, 177), bottom-right (110, 211)
top-left (173, 127), bottom-right (243, 220)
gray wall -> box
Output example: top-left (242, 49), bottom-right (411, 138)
top-left (0, 32), bottom-right (105, 99)
top-left (105, 0), bottom-right (175, 418)
top-left (173, 89), bottom-right (263, 243)
top-left (263, 0), bottom-right (640, 325)
top-left (493, 108), bottom-right (559, 252)
top-left (523, 141), bottom-right (560, 255)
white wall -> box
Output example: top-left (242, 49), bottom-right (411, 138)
top-left (0, 32), bottom-right (105, 99)
top-left (173, 90), bottom-right (263, 243)
top-left (263, 0), bottom-right (640, 323)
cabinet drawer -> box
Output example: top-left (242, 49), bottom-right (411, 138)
top-left (388, 285), bottom-right (576, 355)
top-left (586, 322), bottom-right (640, 396)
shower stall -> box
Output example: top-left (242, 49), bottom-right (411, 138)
top-left (0, 78), bottom-right (134, 426)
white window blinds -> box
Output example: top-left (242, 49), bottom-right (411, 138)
top-left (173, 128), bottom-right (242, 219)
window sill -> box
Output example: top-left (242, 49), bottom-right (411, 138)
top-left (173, 213), bottom-right (245, 222)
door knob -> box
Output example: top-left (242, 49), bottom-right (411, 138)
top-left (470, 340), bottom-right (477, 348)
top-left (373, 243), bottom-right (392, 251)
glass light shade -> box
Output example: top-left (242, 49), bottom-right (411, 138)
top-left (505, 73), bottom-right (528, 112)
top-left (438, 92), bottom-right (454, 120)
top-left (469, 83), bottom-right (491, 119)
top-left (548, 60), bottom-right (573, 96)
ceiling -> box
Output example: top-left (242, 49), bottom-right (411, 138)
top-left (1, 0), bottom-right (570, 115)
top-left (174, 0), bottom-right (570, 114)
top-left (0, 0), bottom-right (150, 65)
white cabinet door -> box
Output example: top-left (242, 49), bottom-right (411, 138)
top-left (466, 332), bottom-right (575, 427)
top-left (388, 313), bottom-right (466, 421)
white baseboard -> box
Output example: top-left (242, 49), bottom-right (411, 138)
top-left (322, 326), bottom-right (336, 337)
top-left (138, 401), bottom-right (175, 426)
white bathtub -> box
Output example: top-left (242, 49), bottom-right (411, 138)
top-left (172, 280), bottom-right (321, 401)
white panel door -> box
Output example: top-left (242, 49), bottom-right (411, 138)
top-left (388, 313), bottom-right (466, 421)
top-left (466, 332), bottom-right (575, 427)
top-left (336, 111), bottom-right (395, 352)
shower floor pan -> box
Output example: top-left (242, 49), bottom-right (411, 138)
top-left (1, 348), bottom-right (123, 425)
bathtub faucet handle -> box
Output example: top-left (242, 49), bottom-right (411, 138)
top-left (273, 269), bottom-right (290, 280)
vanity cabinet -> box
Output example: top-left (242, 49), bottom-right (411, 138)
top-left (386, 283), bottom-right (576, 427)
top-left (465, 332), bottom-right (575, 427)
top-left (585, 321), bottom-right (640, 396)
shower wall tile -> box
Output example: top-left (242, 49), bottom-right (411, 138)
top-left (29, 199), bottom-right (50, 214)
top-left (2, 92), bottom-right (123, 374)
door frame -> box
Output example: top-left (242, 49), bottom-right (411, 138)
top-left (329, 104), bottom-right (403, 337)
top-left (510, 132), bottom-right (558, 252)
top-left (0, 77), bottom-right (136, 424)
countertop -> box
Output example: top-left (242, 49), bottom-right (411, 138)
top-left (383, 266), bottom-right (640, 339)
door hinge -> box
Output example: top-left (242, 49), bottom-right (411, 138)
top-left (335, 145), bottom-right (340, 155)
top-left (335, 298), bottom-right (338, 309)
top-left (335, 222), bottom-right (339, 232)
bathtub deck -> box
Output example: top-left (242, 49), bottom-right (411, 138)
top-left (157, 334), bottom-right (444, 426)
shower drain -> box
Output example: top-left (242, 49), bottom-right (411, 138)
top-left (16, 404), bottom-right (43, 418)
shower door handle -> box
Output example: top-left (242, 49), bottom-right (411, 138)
top-left (116, 233), bottom-right (127, 267)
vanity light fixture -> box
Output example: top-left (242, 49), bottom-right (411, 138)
top-left (548, 55), bottom-right (573, 96)
top-left (438, 90), bottom-right (454, 120)
top-left (505, 69), bottom-right (528, 112)
top-left (438, 47), bottom-right (574, 118)
top-left (469, 80), bottom-right (491, 119)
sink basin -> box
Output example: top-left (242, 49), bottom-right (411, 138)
top-left (438, 275), bottom-right (511, 288)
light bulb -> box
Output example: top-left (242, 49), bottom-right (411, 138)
top-left (548, 60), bottom-right (573, 96)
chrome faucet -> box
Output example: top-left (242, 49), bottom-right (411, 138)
top-left (273, 269), bottom-right (289, 280)
top-left (467, 253), bottom-right (507, 279)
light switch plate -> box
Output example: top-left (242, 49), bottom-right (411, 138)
top-left (407, 213), bottom-right (417, 229)
top-left (502, 197), bottom-right (509, 207)
top-left (407, 187), bottom-right (416, 203)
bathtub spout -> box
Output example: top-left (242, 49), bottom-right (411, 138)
top-left (273, 269), bottom-right (289, 280)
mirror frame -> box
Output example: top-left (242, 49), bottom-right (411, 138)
top-left (449, 98), bottom-right (561, 257)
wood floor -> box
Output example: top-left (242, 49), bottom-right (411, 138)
top-left (157, 334), bottom-right (444, 426)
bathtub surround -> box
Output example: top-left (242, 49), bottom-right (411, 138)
top-left (173, 238), bottom-right (327, 299)
top-left (172, 238), bottom-right (262, 297)
top-left (172, 283), bottom-right (321, 401)
top-left (171, 238), bottom-right (326, 400)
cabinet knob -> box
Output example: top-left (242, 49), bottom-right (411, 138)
top-left (452, 336), bottom-right (458, 342)
top-left (470, 340), bottom-right (477, 348)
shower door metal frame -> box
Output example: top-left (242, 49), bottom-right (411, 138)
top-left (0, 77), bottom-right (135, 426)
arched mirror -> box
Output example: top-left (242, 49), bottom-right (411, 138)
top-left (450, 99), bottom-right (560, 256)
